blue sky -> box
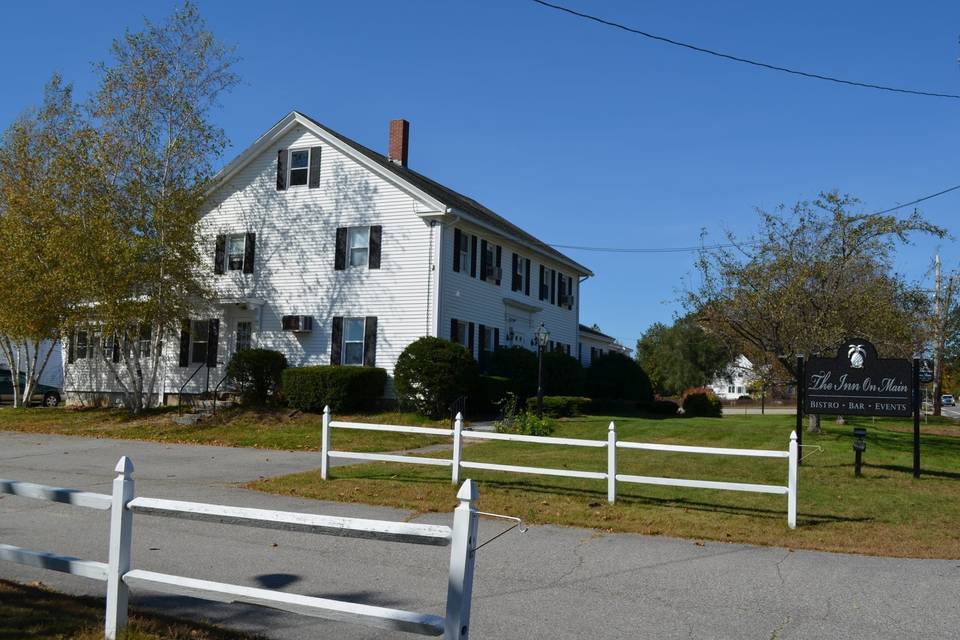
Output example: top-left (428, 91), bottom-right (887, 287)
top-left (2, 1), bottom-right (958, 349)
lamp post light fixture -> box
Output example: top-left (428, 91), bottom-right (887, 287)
top-left (534, 323), bottom-right (550, 418)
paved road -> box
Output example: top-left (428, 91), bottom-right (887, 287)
top-left (1, 433), bottom-right (957, 640)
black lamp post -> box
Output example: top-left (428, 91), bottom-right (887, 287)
top-left (534, 323), bottom-right (550, 418)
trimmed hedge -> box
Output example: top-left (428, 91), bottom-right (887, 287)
top-left (283, 366), bottom-right (387, 413)
top-left (226, 349), bottom-right (287, 403)
top-left (525, 395), bottom-right (592, 418)
top-left (637, 399), bottom-right (680, 416)
top-left (681, 387), bottom-right (723, 417)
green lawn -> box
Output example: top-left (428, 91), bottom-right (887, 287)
top-left (251, 413), bottom-right (960, 558)
top-left (0, 406), bottom-right (446, 453)
top-left (0, 579), bottom-right (262, 639)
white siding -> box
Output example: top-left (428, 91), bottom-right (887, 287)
top-left (438, 223), bottom-right (579, 363)
top-left (198, 124), bottom-right (439, 389)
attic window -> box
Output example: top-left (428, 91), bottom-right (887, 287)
top-left (289, 149), bottom-right (310, 186)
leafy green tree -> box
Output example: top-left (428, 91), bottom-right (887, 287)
top-left (586, 352), bottom-right (654, 402)
top-left (635, 316), bottom-right (735, 396)
top-left (687, 191), bottom-right (944, 431)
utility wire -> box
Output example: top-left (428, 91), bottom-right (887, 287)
top-left (531, 0), bottom-right (960, 101)
top-left (547, 182), bottom-right (960, 253)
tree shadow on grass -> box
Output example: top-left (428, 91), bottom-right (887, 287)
top-left (862, 463), bottom-right (960, 480)
top-left (351, 471), bottom-right (866, 527)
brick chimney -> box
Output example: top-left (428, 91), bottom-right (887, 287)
top-left (388, 119), bottom-right (409, 167)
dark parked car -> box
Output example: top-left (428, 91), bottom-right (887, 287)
top-left (0, 368), bottom-right (61, 406)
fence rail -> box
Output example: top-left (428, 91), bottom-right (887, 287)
top-left (1, 459), bottom-right (481, 639)
top-left (321, 407), bottom-right (799, 528)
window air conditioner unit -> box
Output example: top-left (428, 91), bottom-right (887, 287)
top-left (561, 294), bottom-right (575, 307)
top-left (281, 315), bottom-right (313, 332)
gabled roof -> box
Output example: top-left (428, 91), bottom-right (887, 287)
top-left (211, 111), bottom-right (592, 276)
top-left (579, 323), bottom-right (616, 341)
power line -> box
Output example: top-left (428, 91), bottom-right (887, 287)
top-left (531, 0), bottom-right (960, 101)
top-left (547, 182), bottom-right (960, 253)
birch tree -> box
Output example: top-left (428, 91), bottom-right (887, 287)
top-left (77, 2), bottom-right (238, 413)
top-left (0, 77), bottom-right (91, 406)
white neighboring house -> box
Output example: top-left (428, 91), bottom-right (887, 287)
top-left (1, 340), bottom-right (63, 388)
top-left (709, 354), bottom-right (755, 400)
top-left (577, 324), bottom-right (631, 367)
top-left (63, 112), bottom-right (592, 404)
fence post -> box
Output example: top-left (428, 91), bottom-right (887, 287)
top-left (452, 412), bottom-right (463, 485)
top-left (321, 405), bottom-right (331, 480)
top-left (445, 479), bottom-right (479, 640)
top-left (105, 456), bottom-right (134, 640)
top-left (787, 431), bottom-right (798, 529)
top-left (607, 421), bottom-right (617, 504)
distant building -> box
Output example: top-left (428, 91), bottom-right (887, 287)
top-left (578, 324), bottom-right (631, 367)
top-left (709, 354), bottom-right (755, 400)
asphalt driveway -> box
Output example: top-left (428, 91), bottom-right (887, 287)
top-left (0, 432), bottom-right (956, 639)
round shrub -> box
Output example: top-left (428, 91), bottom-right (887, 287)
top-left (283, 366), bottom-right (387, 413)
top-left (681, 387), bottom-right (723, 417)
top-left (542, 351), bottom-right (584, 396)
top-left (225, 349), bottom-right (287, 404)
top-left (586, 352), bottom-right (654, 402)
top-left (393, 337), bottom-right (479, 419)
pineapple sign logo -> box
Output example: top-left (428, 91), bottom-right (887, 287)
top-left (848, 344), bottom-right (866, 369)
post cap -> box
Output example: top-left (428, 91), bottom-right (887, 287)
top-left (608, 421), bottom-right (616, 432)
top-left (455, 411), bottom-right (463, 421)
top-left (115, 456), bottom-right (134, 477)
top-left (323, 405), bottom-right (330, 413)
top-left (456, 478), bottom-right (479, 503)
top-left (789, 430), bottom-right (797, 441)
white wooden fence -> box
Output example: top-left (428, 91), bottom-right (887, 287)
top-left (0, 459), bottom-right (481, 639)
top-left (322, 407), bottom-right (799, 528)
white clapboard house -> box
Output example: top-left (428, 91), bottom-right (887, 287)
top-left (63, 112), bottom-right (592, 403)
top-left (577, 324), bottom-right (631, 367)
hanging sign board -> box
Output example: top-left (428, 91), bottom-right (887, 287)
top-left (804, 339), bottom-right (913, 417)
top-left (918, 360), bottom-right (934, 385)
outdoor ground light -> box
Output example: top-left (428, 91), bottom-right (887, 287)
top-left (853, 426), bottom-right (867, 477)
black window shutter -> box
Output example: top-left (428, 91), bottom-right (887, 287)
top-left (112, 335), bottom-right (121, 363)
top-left (308, 146), bottom-right (322, 188)
top-left (68, 331), bottom-right (75, 364)
top-left (178, 319), bottom-right (190, 367)
top-left (331, 317), bottom-right (344, 365)
top-left (479, 239), bottom-right (488, 281)
top-left (567, 276), bottom-right (574, 308)
top-left (478, 324), bottom-right (486, 369)
top-left (467, 322), bottom-right (475, 357)
top-left (334, 228), bottom-right (347, 270)
top-left (539, 265), bottom-right (546, 300)
top-left (551, 271), bottom-right (557, 305)
top-left (511, 254), bottom-right (519, 291)
top-left (276, 150), bottom-right (287, 191)
top-left (450, 318), bottom-right (459, 342)
top-left (558, 274), bottom-right (565, 307)
top-left (493, 328), bottom-right (500, 351)
top-left (368, 226), bottom-right (382, 269)
top-left (205, 319), bottom-right (220, 367)
top-left (525, 260), bottom-right (531, 296)
top-left (495, 246), bottom-right (502, 285)
top-left (363, 317), bottom-right (377, 366)
top-left (243, 233), bottom-right (256, 274)
top-left (470, 236), bottom-right (477, 278)
top-left (214, 235), bottom-right (225, 275)
top-left (453, 229), bottom-right (461, 272)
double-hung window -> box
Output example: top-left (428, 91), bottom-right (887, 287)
top-left (191, 320), bottom-right (209, 364)
top-left (288, 149), bottom-right (310, 187)
top-left (236, 321), bottom-right (252, 352)
top-left (138, 325), bottom-right (152, 358)
top-left (342, 318), bottom-right (365, 366)
top-left (227, 234), bottom-right (247, 271)
top-left (348, 227), bottom-right (370, 267)
top-left (459, 235), bottom-right (471, 273)
top-left (515, 256), bottom-right (528, 293)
